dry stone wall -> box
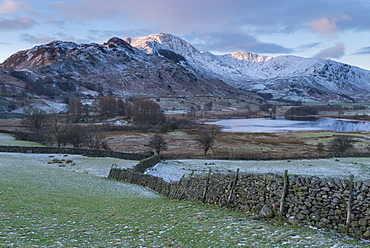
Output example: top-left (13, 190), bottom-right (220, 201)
top-left (132, 155), bottom-right (161, 173)
top-left (108, 167), bottom-right (370, 239)
top-left (0, 145), bottom-right (148, 160)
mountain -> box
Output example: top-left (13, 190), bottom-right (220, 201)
top-left (125, 33), bottom-right (370, 102)
top-left (0, 37), bottom-right (259, 112)
top-left (1, 33), bottom-right (370, 114)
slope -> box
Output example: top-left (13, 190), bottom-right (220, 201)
top-left (125, 33), bottom-right (370, 102)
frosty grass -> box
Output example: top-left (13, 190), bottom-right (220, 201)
top-left (1, 151), bottom-right (369, 247)
top-left (146, 158), bottom-right (370, 182)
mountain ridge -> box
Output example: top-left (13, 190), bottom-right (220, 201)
top-left (124, 33), bottom-right (370, 102)
top-left (1, 33), bottom-right (370, 114)
top-left (0, 35), bottom-right (260, 112)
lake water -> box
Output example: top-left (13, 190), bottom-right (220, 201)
top-left (206, 117), bottom-right (370, 133)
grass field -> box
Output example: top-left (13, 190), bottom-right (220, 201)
top-left (1, 153), bottom-right (369, 247)
top-left (0, 133), bottom-right (45, 147)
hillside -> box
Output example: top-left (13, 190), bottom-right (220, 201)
top-left (0, 37), bottom-right (259, 112)
top-left (1, 33), bottom-right (370, 113)
top-left (125, 33), bottom-right (370, 102)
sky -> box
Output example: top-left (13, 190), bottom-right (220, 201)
top-left (1, 0), bottom-right (370, 70)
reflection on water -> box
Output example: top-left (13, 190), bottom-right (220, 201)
top-left (206, 117), bottom-right (370, 133)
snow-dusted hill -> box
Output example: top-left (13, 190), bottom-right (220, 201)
top-left (0, 36), bottom-right (258, 111)
top-left (1, 32), bottom-right (370, 111)
top-left (125, 33), bottom-right (370, 102)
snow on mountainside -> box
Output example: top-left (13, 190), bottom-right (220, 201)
top-left (124, 33), bottom-right (255, 83)
top-left (1, 32), bottom-right (370, 111)
top-left (125, 33), bottom-right (370, 102)
top-left (0, 36), bottom-right (259, 112)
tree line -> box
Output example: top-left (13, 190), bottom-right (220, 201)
top-left (18, 97), bottom-right (166, 148)
top-left (67, 96), bottom-right (165, 124)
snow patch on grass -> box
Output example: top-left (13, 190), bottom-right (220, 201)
top-left (147, 158), bottom-right (370, 182)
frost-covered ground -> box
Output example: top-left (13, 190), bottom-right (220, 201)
top-left (0, 152), bottom-right (160, 198)
top-left (0, 152), bottom-right (136, 178)
top-left (146, 158), bottom-right (370, 182)
top-left (1, 152), bottom-right (370, 246)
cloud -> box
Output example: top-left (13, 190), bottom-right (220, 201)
top-left (51, 0), bottom-right (246, 33)
top-left (184, 32), bottom-right (294, 54)
top-left (313, 42), bottom-right (345, 59)
top-left (0, 0), bottom-right (32, 15)
top-left (50, 0), bottom-right (370, 35)
top-left (86, 28), bottom-right (155, 41)
top-left (20, 33), bottom-right (55, 44)
top-left (0, 0), bottom-right (17, 14)
top-left (19, 33), bottom-right (87, 44)
top-left (354, 46), bottom-right (370, 55)
top-left (297, 42), bottom-right (322, 51)
top-left (310, 18), bottom-right (338, 36)
top-left (310, 15), bottom-right (352, 36)
top-left (0, 17), bottom-right (36, 31)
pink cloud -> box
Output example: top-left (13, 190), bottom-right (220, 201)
top-left (51, 0), bottom-right (250, 33)
top-left (310, 18), bottom-right (338, 36)
top-left (310, 14), bottom-right (352, 36)
top-left (0, 0), bottom-right (17, 14)
top-left (314, 42), bottom-right (345, 59)
top-left (0, 0), bottom-right (32, 15)
top-left (50, 0), bottom-right (367, 37)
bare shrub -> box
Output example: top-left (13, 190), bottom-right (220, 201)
top-left (194, 127), bottom-right (220, 155)
top-left (21, 106), bottom-right (50, 132)
top-left (147, 135), bottom-right (168, 155)
top-left (329, 136), bottom-right (356, 153)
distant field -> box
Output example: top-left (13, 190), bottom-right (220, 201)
top-left (1, 152), bottom-right (369, 247)
top-left (0, 132), bottom-right (44, 147)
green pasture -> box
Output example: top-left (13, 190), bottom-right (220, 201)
top-left (0, 153), bottom-right (368, 247)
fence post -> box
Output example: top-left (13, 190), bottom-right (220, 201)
top-left (279, 170), bottom-right (288, 222)
top-left (130, 170), bottom-right (135, 183)
top-left (179, 178), bottom-right (191, 200)
top-left (173, 175), bottom-right (185, 199)
top-left (177, 171), bottom-right (195, 200)
top-left (167, 183), bottom-right (171, 197)
top-left (346, 174), bottom-right (354, 236)
top-left (202, 169), bottom-right (212, 203)
top-left (227, 169), bottom-right (239, 208)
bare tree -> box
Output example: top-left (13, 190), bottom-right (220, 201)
top-left (132, 99), bottom-right (165, 124)
top-left (329, 136), bottom-right (356, 153)
top-left (62, 124), bottom-right (88, 148)
top-left (194, 127), bottom-right (220, 155)
top-left (67, 98), bottom-right (83, 123)
top-left (48, 112), bottom-right (65, 147)
top-left (98, 95), bottom-right (118, 118)
top-left (84, 128), bottom-right (108, 150)
top-left (61, 124), bottom-right (108, 149)
top-left (147, 135), bottom-right (168, 155)
top-left (21, 106), bottom-right (49, 132)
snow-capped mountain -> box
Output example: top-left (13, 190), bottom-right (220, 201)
top-left (125, 33), bottom-right (370, 102)
top-left (0, 37), bottom-right (258, 111)
top-left (1, 32), bottom-right (370, 113)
